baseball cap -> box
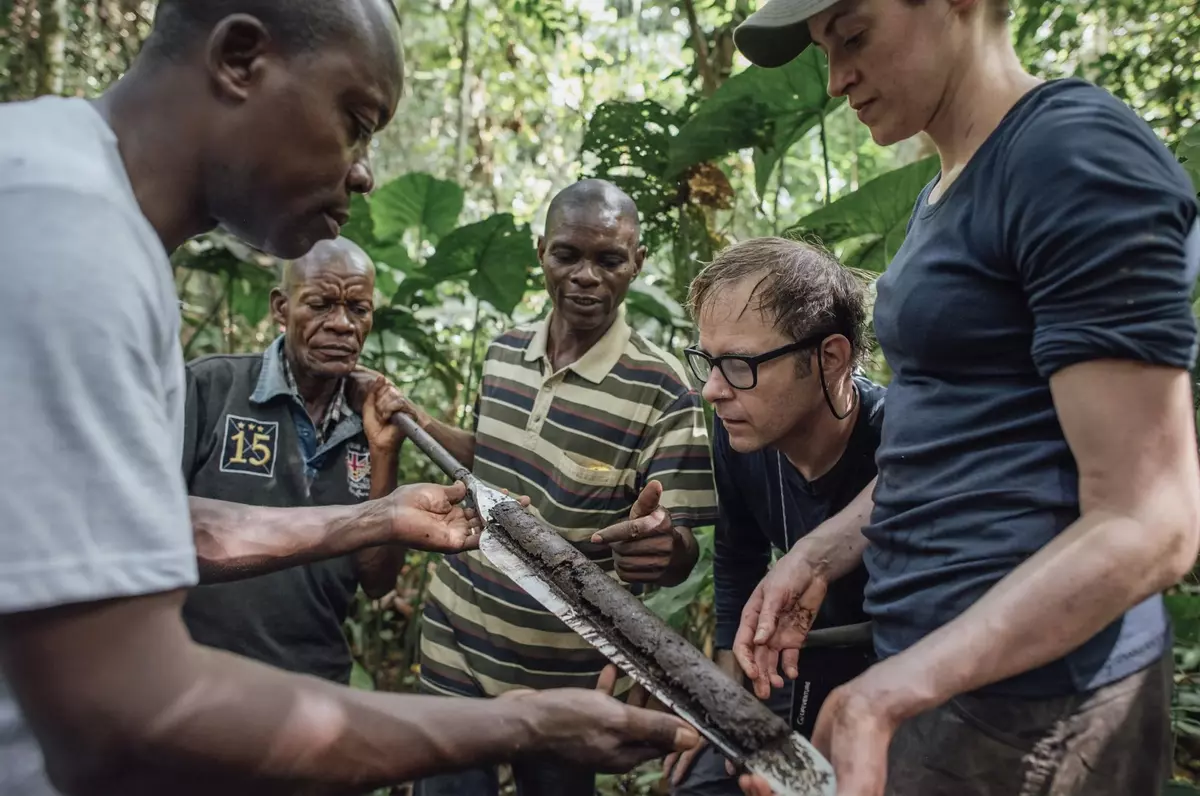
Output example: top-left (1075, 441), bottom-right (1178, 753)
top-left (733, 0), bottom-right (843, 68)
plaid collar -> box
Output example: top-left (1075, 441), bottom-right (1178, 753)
top-left (253, 335), bottom-right (349, 444)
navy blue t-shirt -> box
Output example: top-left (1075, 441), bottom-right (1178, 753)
top-left (713, 375), bottom-right (887, 650)
top-left (866, 79), bottom-right (1200, 697)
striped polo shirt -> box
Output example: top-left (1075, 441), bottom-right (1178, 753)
top-left (419, 306), bottom-right (718, 697)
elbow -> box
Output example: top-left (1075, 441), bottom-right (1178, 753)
top-left (1148, 495), bottom-right (1200, 589)
top-left (1162, 509), bottom-right (1200, 586)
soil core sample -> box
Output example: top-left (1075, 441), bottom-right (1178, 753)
top-left (490, 501), bottom-right (791, 753)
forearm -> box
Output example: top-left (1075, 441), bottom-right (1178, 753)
top-left (792, 476), bottom-right (874, 582)
top-left (422, 417), bottom-right (477, 469)
top-left (657, 526), bottom-right (699, 587)
top-left (190, 497), bottom-right (391, 584)
top-left (1, 591), bottom-right (544, 796)
top-left (356, 447), bottom-right (404, 599)
top-left (875, 508), bottom-right (1195, 721)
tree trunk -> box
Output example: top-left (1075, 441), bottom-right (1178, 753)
top-left (34, 0), bottom-right (67, 96)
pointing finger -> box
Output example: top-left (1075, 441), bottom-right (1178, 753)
top-left (590, 511), bottom-right (668, 544)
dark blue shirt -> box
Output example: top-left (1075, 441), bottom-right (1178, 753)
top-left (713, 375), bottom-right (886, 649)
top-left (867, 79), bottom-right (1200, 697)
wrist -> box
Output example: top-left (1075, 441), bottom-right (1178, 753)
top-left (854, 653), bottom-right (944, 726)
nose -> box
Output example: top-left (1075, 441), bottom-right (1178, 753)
top-left (325, 304), bottom-right (355, 333)
top-left (571, 261), bottom-right (601, 287)
top-left (700, 366), bottom-right (733, 404)
top-left (826, 54), bottom-right (857, 99)
top-left (347, 157), bottom-right (375, 196)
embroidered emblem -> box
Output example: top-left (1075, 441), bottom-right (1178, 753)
top-left (219, 415), bottom-right (278, 478)
top-left (346, 442), bottom-right (371, 498)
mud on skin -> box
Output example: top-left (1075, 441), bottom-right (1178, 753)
top-left (490, 502), bottom-right (791, 752)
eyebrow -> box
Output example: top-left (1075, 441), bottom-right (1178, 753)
top-left (814, 0), bottom-right (863, 47)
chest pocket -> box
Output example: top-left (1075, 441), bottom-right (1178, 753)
top-left (556, 449), bottom-right (629, 488)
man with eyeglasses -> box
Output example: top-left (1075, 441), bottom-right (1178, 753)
top-left (663, 237), bottom-right (886, 796)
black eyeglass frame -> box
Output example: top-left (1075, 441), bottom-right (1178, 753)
top-left (683, 333), bottom-right (825, 391)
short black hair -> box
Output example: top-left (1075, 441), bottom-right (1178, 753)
top-left (143, 0), bottom-right (401, 59)
top-left (545, 179), bottom-right (641, 242)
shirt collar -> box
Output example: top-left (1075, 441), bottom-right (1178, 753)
top-left (523, 304), bottom-right (631, 384)
top-left (251, 335), bottom-right (351, 441)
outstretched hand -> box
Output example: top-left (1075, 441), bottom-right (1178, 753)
top-left (733, 547), bottom-right (828, 699)
top-left (386, 481), bottom-right (481, 553)
top-left (502, 664), bottom-right (701, 773)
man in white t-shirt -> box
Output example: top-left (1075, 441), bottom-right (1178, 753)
top-left (0, 1), bottom-right (698, 794)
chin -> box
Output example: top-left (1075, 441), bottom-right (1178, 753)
top-left (868, 119), bottom-right (924, 148)
top-left (724, 426), bottom-right (766, 455)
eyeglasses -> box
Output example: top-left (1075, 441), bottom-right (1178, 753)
top-left (683, 334), bottom-right (825, 390)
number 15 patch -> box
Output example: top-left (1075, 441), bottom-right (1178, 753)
top-left (220, 414), bottom-right (279, 478)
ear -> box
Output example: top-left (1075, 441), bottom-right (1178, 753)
top-left (536, 234), bottom-right (547, 263)
top-left (633, 245), bottom-right (647, 277)
top-left (819, 334), bottom-right (853, 378)
top-left (269, 286), bottom-right (289, 329)
top-left (206, 14), bottom-right (273, 103)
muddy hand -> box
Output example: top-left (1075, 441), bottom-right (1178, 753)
top-left (733, 545), bottom-right (828, 699)
top-left (590, 480), bottom-right (680, 583)
top-left (387, 481), bottom-right (481, 552)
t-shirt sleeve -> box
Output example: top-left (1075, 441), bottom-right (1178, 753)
top-left (636, 389), bottom-right (718, 529)
top-left (0, 187), bottom-right (197, 614)
top-left (1005, 90), bottom-right (1199, 378)
top-left (712, 421), bottom-right (771, 650)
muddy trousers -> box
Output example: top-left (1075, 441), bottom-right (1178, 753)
top-left (884, 654), bottom-right (1172, 796)
top-left (411, 761), bottom-right (594, 796)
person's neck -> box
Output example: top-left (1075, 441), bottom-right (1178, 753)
top-left (91, 62), bottom-right (214, 253)
top-left (775, 377), bottom-right (859, 482)
top-left (546, 310), bottom-right (616, 372)
top-left (287, 349), bottom-right (342, 426)
top-left (925, 36), bottom-right (1043, 197)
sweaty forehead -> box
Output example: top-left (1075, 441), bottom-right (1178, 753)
top-left (547, 204), bottom-right (638, 247)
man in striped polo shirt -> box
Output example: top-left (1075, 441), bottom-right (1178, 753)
top-left (400, 179), bottom-right (719, 796)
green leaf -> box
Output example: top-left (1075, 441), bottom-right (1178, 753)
top-left (581, 99), bottom-right (686, 255)
top-left (340, 193), bottom-right (378, 248)
top-left (667, 49), bottom-right (845, 195)
top-left (372, 307), bottom-right (461, 397)
top-left (423, 213), bottom-right (537, 315)
top-left (785, 156), bottom-right (940, 272)
top-left (229, 275), bottom-right (273, 327)
top-left (1168, 591), bottom-right (1200, 647)
top-left (644, 564), bottom-right (711, 630)
top-left (1177, 123), bottom-right (1200, 195)
top-left (350, 660), bottom-right (375, 691)
top-left (626, 280), bottom-right (688, 327)
top-left (371, 173), bottom-right (465, 244)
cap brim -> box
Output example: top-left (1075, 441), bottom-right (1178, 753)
top-left (733, 0), bottom-right (842, 68)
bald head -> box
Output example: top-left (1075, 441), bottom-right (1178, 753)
top-left (545, 179), bottom-right (641, 242)
top-left (144, 0), bottom-right (402, 62)
top-left (281, 237), bottom-right (375, 296)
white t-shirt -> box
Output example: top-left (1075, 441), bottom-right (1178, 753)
top-left (0, 96), bottom-right (198, 795)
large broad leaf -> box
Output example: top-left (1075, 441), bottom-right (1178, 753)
top-left (371, 173), bottom-right (465, 244)
top-left (581, 99), bottom-right (686, 255)
top-left (785, 157), bottom-right (940, 272)
top-left (422, 213), bottom-right (537, 315)
top-left (340, 193), bottom-right (377, 248)
top-left (1178, 123), bottom-right (1200, 195)
top-left (667, 49), bottom-right (845, 195)
top-left (626, 280), bottom-right (688, 328)
top-left (643, 527), bottom-right (714, 630)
